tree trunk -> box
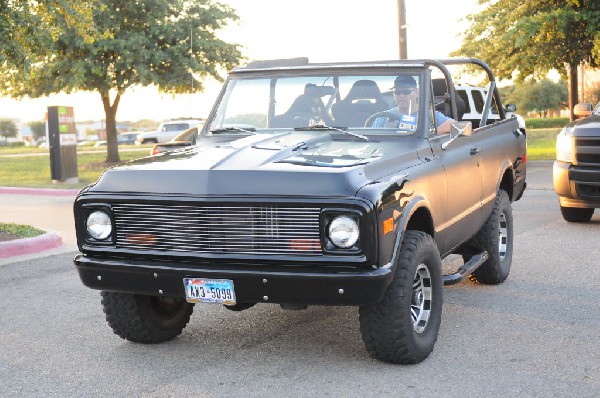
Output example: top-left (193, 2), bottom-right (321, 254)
top-left (100, 91), bottom-right (122, 163)
top-left (568, 63), bottom-right (579, 122)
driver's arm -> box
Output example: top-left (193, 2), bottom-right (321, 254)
top-left (437, 118), bottom-right (454, 134)
top-left (435, 111), bottom-right (454, 134)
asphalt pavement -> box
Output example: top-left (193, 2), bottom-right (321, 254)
top-left (0, 161), bottom-right (599, 397)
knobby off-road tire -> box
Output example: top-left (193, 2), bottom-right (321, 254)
top-left (468, 189), bottom-right (513, 285)
top-left (560, 206), bottom-right (594, 223)
top-left (359, 231), bottom-right (443, 364)
top-left (101, 291), bottom-right (194, 343)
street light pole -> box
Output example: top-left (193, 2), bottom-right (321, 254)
top-left (397, 0), bottom-right (407, 59)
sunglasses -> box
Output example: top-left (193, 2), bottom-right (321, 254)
top-left (394, 87), bottom-right (417, 95)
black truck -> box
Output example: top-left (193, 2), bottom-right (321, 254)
top-left (73, 58), bottom-right (527, 364)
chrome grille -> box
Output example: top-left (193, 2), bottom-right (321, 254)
top-left (575, 137), bottom-right (600, 166)
top-left (112, 204), bottom-right (323, 255)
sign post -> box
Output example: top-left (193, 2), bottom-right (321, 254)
top-left (47, 106), bottom-right (78, 183)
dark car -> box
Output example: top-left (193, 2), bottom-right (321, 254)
top-left (117, 132), bottom-right (140, 145)
top-left (73, 58), bottom-right (526, 364)
top-left (150, 127), bottom-right (199, 155)
top-left (94, 132), bottom-right (140, 147)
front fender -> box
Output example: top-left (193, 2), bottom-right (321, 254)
top-left (380, 195), bottom-right (433, 272)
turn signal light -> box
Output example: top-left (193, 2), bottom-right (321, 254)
top-left (290, 239), bottom-right (321, 251)
top-left (126, 233), bottom-right (157, 245)
top-left (382, 217), bottom-right (394, 235)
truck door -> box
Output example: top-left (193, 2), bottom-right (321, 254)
top-left (429, 131), bottom-right (484, 253)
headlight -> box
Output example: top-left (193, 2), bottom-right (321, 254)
top-left (328, 216), bottom-right (359, 249)
top-left (86, 210), bottom-right (112, 240)
top-left (556, 128), bottom-right (573, 162)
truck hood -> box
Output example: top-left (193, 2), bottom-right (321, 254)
top-left (89, 131), bottom-right (426, 197)
top-left (566, 114), bottom-right (600, 135)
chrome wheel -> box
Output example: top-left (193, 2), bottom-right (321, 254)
top-left (498, 211), bottom-right (508, 261)
top-left (411, 263), bottom-right (432, 333)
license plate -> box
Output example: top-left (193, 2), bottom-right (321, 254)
top-left (183, 278), bottom-right (236, 305)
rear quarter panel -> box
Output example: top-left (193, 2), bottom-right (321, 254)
top-left (475, 117), bottom-right (525, 212)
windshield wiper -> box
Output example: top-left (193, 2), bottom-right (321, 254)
top-left (210, 127), bottom-right (256, 134)
top-left (294, 124), bottom-right (369, 142)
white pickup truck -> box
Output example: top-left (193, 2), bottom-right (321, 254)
top-left (135, 120), bottom-right (203, 144)
top-left (455, 84), bottom-right (526, 133)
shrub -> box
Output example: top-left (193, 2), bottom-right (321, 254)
top-left (524, 117), bottom-right (569, 129)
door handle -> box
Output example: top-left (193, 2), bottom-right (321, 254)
top-left (470, 147), bottom-right (482, 155)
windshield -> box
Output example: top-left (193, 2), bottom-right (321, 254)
top-left (207, 72), bottom-right (423, 134)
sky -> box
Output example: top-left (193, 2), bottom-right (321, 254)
top-left (0, 0), bottom-right (481, 124)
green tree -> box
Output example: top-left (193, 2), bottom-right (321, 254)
top-left (452, 0), bottom-right (600, 120)
top-left (2, 0), bottom-right (242, 162)
top-left (131, 119), bottom-right (162, 131)
top-left (28, 121), bottom-right (47, 141)
top-left (504, 79), bottom-right (568, 117)
top-left (0, 1), bottom-right (97, 68)
top-left (587, 80), bottom-right (600, 104)
top-left (0, 120), bottom-right (18, 141)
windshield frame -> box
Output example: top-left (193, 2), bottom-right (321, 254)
top-left (202, 66), bottom-right (430, 139)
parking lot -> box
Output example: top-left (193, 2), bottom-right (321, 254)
top-left (1, 162), bottom-right (599, 397)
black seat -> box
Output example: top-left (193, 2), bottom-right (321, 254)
top-left (432, 78), bottom-right (466, 121)
top-left (331, 80), bottom-right (388, 127)
top-left (270, 84), bottom-right (333, 128)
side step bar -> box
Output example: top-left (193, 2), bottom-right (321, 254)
top-left (443, 251), bottom-right (489, 286)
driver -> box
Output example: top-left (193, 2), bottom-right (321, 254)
top-left (371, 75), bottom-right (454, 134)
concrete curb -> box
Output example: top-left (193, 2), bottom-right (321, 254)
top-left (0, 187), bottom-right (80, 196)
top-left (0, 231), bottom-right (63, 259)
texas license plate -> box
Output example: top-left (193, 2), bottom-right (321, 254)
top-left (183, 278), bottom-right (236, 305)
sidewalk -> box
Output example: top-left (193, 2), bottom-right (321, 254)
top-left (0, 187), bottom-right (79, 264)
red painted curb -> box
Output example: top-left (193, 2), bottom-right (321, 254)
top-left (0, 187), bottom-right (80, 197)
top-left (0, 232), bottom-right (63, 258)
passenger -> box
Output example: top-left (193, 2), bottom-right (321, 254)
top-left (371, 75), bottom-right (454, 134)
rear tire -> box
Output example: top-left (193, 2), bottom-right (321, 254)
top-left (468, 190), bottom-right (513, 285)
top-left (560, 206), bottom-right (594, 223)
top-left (101, 291), bottom-right (194, 343)
top-left (359, 231), bottom-right (443, 364)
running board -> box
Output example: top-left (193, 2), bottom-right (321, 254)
top-left (443, 251), bottom-right (489, 286)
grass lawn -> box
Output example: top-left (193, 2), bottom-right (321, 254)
top-left (0, 149), bottom-right (150, 189)
top-left (0, 222), bottom-right (45, 239)
top-left (526, 127), bottom-right (560, 161)
top-left (0, 146), bottom-right (50, 155)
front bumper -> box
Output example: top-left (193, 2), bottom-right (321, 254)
top-left (74, 254), bottom-right (393, 306)
top-left (553, 161), bottom-right (600, 208)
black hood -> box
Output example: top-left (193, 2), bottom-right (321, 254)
top-left (89, 131), bottom-right (426, 197)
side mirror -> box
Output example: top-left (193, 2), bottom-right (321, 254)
top-left (442, 121), bottom-right (473, 150)
top-left (505, 103), bottom-right (517, 113)
top-left (574, 102), bottom-right (592, 117)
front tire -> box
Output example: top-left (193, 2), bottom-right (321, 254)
top-left (101, 291), bottom-right (194, 343)
top-left (359, 231), bottom-right (443, 364)
top-left (468, 190), bottom-right (513, 285)
top-left (560, 206), bottom-right (594, 223)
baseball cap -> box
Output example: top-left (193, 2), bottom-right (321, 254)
top-left (391, 75), bottom-right (417, 90)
